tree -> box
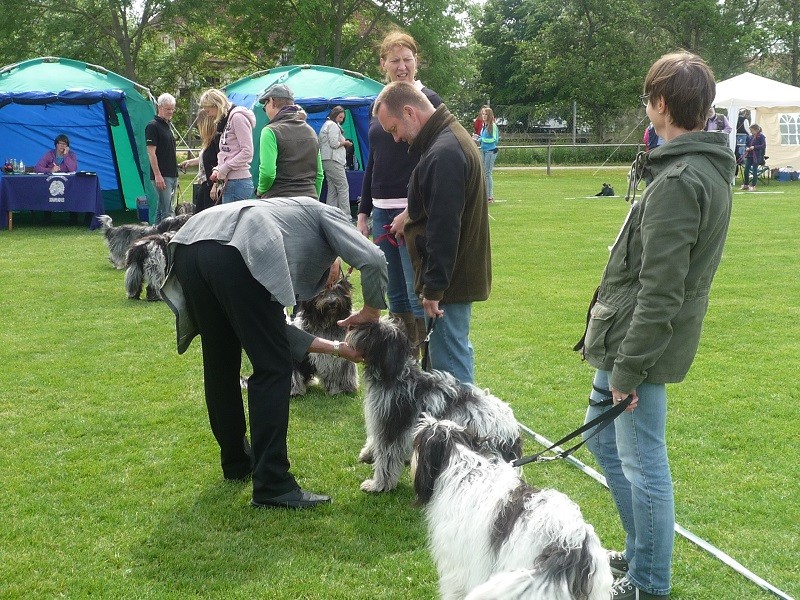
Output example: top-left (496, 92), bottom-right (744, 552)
top-left (0, 0), bottom-right (169, 81)
top-left (472, 0), bottom-right (554, 117)
top-left (521, 0), bottom-right (651, 141)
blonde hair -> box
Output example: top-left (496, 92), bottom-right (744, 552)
top-left (481, 106), bottom-right (496, 129)
top-left (196, 111), bottom-right (217, 149)
top-left (198, 88), bottom-right (230, 125)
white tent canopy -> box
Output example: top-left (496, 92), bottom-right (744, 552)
top-left (714, 72), bottom-right (800, 167)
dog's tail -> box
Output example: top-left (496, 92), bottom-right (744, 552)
top-left (124, 240), bottom-right (148, 300)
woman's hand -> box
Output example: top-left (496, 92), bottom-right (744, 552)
top-left (356, 213), bottom-right (370, 238)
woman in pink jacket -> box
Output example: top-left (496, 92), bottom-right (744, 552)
top-left (35, 134), bottom-right (78, 173)
top-left (201, 88), bottom-right (256, 203)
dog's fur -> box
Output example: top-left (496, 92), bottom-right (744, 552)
top-left (175, 202), bottom-right (196, 216)
top-left (345, 318), bottom-right (522, 493)
top-left (124, 230), bottom-right (176, 301)
top-left (98, 213), bottom-right (192, 269)
top-left (413, 417), bottom-right (613, 600)
top-left (290, 277), bottom-right (358, 396)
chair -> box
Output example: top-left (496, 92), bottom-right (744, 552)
top-left (757, 155), bottom-right (771, 185)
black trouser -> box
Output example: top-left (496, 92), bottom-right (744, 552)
top-left (173, 241), bottom-right (297, 500)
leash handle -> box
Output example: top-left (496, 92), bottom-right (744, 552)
top-left (420, 316), bottom-right (438, 371)
top-left (512, 394), bottom-right (633, 468)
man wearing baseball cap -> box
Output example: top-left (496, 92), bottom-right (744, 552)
top-left (256, 83), bottom-right (324, 199)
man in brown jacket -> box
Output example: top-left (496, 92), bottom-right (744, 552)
top-left (374, 82), bottom-right (491, 384)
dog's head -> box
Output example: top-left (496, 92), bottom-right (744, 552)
top-left (412, 415), bottom-right (482, 506)
top-left (175, 202), bottom-right (196, 216)
top-left (298, 277), bottom-right (353, 325)
top-left (97, 214), bottom-right (113, 232)
top-left (345, 317), bottom-right (412, 382)
top-left (155, 213), bottom-right (191, 234)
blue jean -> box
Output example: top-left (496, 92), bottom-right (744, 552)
top-left (371, 207), bottom-right (422, 318)
top-left (743, 156), bottom-right (759, 186)
top-left (427, 302), bottom-right (474, 384)
top-left (584, 370), bottom-right (674, 596)
top-left (222, 177), bottom-right (255, 203)
top-left (482, 150), bottom-right (497, 199)
top-left (155, 176), bottom-right (178, 223)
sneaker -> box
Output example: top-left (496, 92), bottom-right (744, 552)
top-left (608, 550), bottom-right (629, 577)
top-left (740, 184), bottom-right (748, 190)
top-left (749, 185), bottom-right (756, 191)
top-left (610, 577), bottom-right (669, 599)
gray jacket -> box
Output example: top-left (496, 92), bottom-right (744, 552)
top-left (582, 132), bottom-right (735, 392)
top-left (318, 119), bottom-right (346, 165)
top-left (161, 197), bottom-right (388, 357)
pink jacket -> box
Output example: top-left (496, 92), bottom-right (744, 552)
top-left (35, 149), bottom-right (78, 173)
top-left (216, 105), bottom-right (256, 181)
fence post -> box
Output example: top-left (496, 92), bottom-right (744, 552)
top-left (547, 136), bottom-right (552, 176)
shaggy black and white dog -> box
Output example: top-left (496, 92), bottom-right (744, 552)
top-left (412, 417), bottom-right (614, 600)
top-left (98, 213), bottom-right (191, 269)
top-left (124, 230), bottom-right (175, 301)
top-left (290, 276), bottom-right (358, 396)
top-left (345, 318), bottom-right (522, 493)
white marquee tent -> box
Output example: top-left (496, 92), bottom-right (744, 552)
top-left (714, 72), bottom-right (800, 168)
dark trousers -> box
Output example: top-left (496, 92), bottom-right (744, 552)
top-left (173, 241), bottom-right (298, 500)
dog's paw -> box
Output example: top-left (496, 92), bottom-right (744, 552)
top-left (360, 478), bottom-right (390, 493)
top-left (358, 447), bottom-right (374, 464)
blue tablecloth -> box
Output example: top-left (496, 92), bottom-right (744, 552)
top-left (0, 173), bottom-right (104, 229)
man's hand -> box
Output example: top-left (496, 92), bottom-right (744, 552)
top-left (338, 305), bottom-right (381, 329)
top-left (422, 298), bottom-right (444, 319)
top-left (389, 208), bottom-right (408, 243)
top-left (155, 175), bottom-right (166, 191)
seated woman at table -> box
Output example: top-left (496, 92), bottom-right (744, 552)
top-left (34, 134), bottom-right (78, 173)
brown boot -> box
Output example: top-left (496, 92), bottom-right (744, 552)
top-left (390, 312), bottom-right (419, 359)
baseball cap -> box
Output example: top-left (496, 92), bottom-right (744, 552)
top-left (258, 83), bottom-right (294, 104)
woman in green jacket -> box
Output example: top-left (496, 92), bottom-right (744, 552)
top-left (577, 52), bottom-right (735, 600)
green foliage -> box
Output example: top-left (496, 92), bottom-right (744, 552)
top-left (0, 171), bottom-right (797, 599)
top-left (496, 145), bottom-right (640, 166)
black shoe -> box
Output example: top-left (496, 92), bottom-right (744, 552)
top-left (610, 577), bottom-right (669, 599)
top-left (251, 488), bottom-right (331, 509)
top-left (608, 550), bottom-right (629, 577)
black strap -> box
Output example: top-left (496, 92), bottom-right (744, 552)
top-left (589, 384), bottom-right (614, 407)
top-left (420, 317), bottom-right (438, 371)
top-left (512, 394), bottom-right (633, 467)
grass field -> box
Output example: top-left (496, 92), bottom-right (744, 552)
top-left (0, 168), bottom-right (797, 599)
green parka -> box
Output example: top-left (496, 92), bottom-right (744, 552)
top-left (581, 131), bottom-right (735, 393)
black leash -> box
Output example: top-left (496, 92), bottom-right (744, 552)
top-left (420, 316), bottom-right (438, 371)
top-left (512, 389), bottom-right (633, 467)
